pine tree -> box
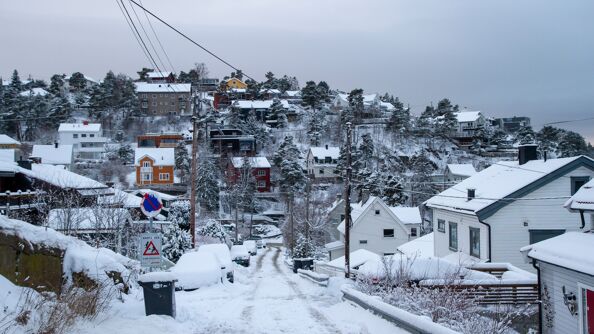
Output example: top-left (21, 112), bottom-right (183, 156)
top-left (48, 74), bottom-right (66, 96)
top-left (162, 222), bottom-right (192, 262)
top-left (196, 219), bottom-right (229, 244)
top-left (347, 89), bottom-right (364, 122)
top-left (386, 97), bottom-right (410, 134)
top-left (175, 141), bottom-right (191, 182)
top-left (307, 109), bottom-right (325, 146)
top-left (117, 144), bottom-right (134, 163)
top-left (196, 157), bottom-right (220, 213)
top-left (274, 136), bottom-right (306, 195)
top-left (358, 133), bottom-right (374, 165)
top-left (169, 200), bottom-right (191, 230)
top-left (516, 125), bottom-right (536, 145)
top-left (9, 70), bottom-right (22, 93)
top-left (293, 233), bottom-right (315, 259)
top-left (301, 81), bottom-right (320, 111)
top-left (557, 130), bottom-right (589, 158)
top-left (537, 126), bottom-right (560, 157)
top-left (265, 98), bottom-right (288, 128)
top-left (69, 72), bottom-right (86, 91)
top-left (434, 98), bottom-right (458, 136)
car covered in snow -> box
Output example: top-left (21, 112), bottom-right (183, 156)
top-left (171, 251), bottom-right (224, 290)
top-left (231, 244), bottom-right (250, 267)
top-left (243, 240), bottom-right (257, 256)
top-left (198, 243), bottom-right (234, 283)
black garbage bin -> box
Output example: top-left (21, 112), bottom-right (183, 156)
top-left (138, 272), bottom-right (177, 318)
top-left (293, 258), bottom-right (314, 273)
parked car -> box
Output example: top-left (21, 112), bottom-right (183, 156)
top-left (171, 251), bottom-right (223, 291)
top-left (243, 240), bottom-right (257, 256)
top-left (199, 243), bottom-right (234, 283)
top-left (256, 239), bottom-right (265, 249)
top-left (231, 245), bottom-right (250, 267)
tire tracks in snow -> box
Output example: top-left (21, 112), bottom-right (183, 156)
top-left (240, 248), bottom-right (271, 323)
top-left (270, 247), bottom-right (342, 334)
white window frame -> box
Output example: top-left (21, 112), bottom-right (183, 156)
top-left (142, 161), bottom-right (151, 168)
top-left (578, 283), bottom-right (594, 334)
top-left (159, 173), bottom-right (170, 181)
top-left (257, 180), bottom-right (266, 188)
top-left (257, 169), bottom-right (266, 176)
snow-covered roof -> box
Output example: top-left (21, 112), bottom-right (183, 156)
top-left (135, 82), bottom-right (191, 93)
top-left (230, 157), bottom-right (271, 168)
top-left (228, 88), bottom-right (246, 93)
top-left (19, 87), bottom-right (49, 97)
top-left (260, 88), bottom-right (281, 94)
top-left (232, 100), bottom-right (290, 109)
top-left (31, 144), bottom-right (73, 165)
top-left (389, 207), bottom-right (421, 225)
top-left (47, 208), bottom-right (132, 231)
top-left (30, 164), bottom-right (108, 190)
top-left (58, 123), bottom-right (102, 132)
top-left (326, 249), bottom-right (381, 269)
top-left (309, 146), bottom-right (340, 160)
top-left (522, 232), bottom-right (594, 276)
top-left (0, 134), bottom-right (20, 145)
top-left (564, 178), bottom-right (594, 212)
top-left (324, 240), bottom-right (344, 251)
top-left (65, 74), bottom-right (98, 83)
top-left (396, 233), bottom-right (434, 258)
top-left (446, 164), bottom-right (477, 177)
top-left (337, 196), bottom-right (379, 233)
top-left (135, 189), bottom-right (178, 201)
top-left (0, 149), bottom-right (15, 163)
top-left (425, 156), bottom-right (593, 217)
top-left (147, 71), bottom-right (172, 78)
top-left (380, 101), bottom-right (395, 111)
top-left (284, 90), bottom-right (301, 97)
top-left (455, 111), bottom-right (482, 123)
top-left (97, 189), bottom-right (142, 208)
top-left (336, 93), bottom-right (378, 106)
top-left (134, 148), bottom-right (175, 166)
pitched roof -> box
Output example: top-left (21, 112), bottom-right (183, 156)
top-left (134, 148), bottom-right (175, 166)
top-left (134, 82), bottom-right (191, 93)
top-left (0, 134), bottom-right (20, 145)
top-left (389, 207), bottom-right (421, 225)
top-left (230, 157), bottom-right (271, 168)
top-left (426, 156), bottom-right (594, 219)
top-left (147, 71), bottom-right (172, 78)
top-left (455, 111), bottom-right (482, 123)
top-left (446, 164), bottom-right (477, 177)
top-left (396, 232), bottom-right (434, 258)
top-left (337, 196), bottom-right (379, 233)
top-left (30, 164), bottom-right (108, 190)
top-left (564, 178), bottom-right (594, 212)
top-left (58, 123), bottom-right (102, 132)
top-left (232, 100), bottom-right (290, 109)
top-left (19, 88), bottom-right (49, 97)
top-left (31, 145), bottom-right (73, 165)
top-left (47, 208), bottom-right (132, 231)
top-left (522, 232), bottom-right (594, 276)
top-left (309, 146), bottom-right (340, 160)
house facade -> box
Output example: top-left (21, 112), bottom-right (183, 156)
top-left (444, 163), bottom-right (476, 183)
top-left (134, 148), bottom-right (175, 186)
top-left (227, 157), bottom-right (271, 192)
top-left (306, 146), bottom-right (340, 182)
top-left (135, 83), bottom-right (192, 116)
top-left (224, 77), bottom-right (247, 90)
top-left (137, 133), bottom-right (184, 148)
top-left (58, 122), bottom-right (107, 160)
top-left (146, 71), bottom-right (175, 83)
top-left (334, 195), bottom-right (421, 258)
top-left (426, 146), bottom-right (594, 271)
top-left (209, 127), bottom-right (256, 156)
top-left (453, 111), bottom-right (485, 139)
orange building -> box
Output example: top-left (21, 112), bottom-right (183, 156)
top-left (134, 148), bottom-right (175, 186)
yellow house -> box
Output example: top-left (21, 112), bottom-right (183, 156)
top-left (225, 77), bottom-right (247, 90)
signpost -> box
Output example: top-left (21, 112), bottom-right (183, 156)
top-left (139, 192), bottom-right (163, 269)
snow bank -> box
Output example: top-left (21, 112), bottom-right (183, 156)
top-left (171, 252), bottom-right (222, 290)
top-left (326, 249), bottom-right (380, 270)
top-left (138, 272), bottom-right (177, 283)
top-left (341, 285), bottom-right (458, 334)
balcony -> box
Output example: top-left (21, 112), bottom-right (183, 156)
top-left (140, 167), bottom-right (152, 173)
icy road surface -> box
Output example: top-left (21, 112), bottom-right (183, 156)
top-left (78, 247), bottom-right (409, 334)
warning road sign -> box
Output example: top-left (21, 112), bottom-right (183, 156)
top-left (140, 233), bottom-right (162, 268)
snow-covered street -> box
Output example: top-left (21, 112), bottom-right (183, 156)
top-left (77, 247), bottom-right (408, 334)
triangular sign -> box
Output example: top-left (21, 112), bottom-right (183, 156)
top-left (143, 240), bottom-right (160, 256)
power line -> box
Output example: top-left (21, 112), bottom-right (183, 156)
top-left (138, 0), bottom-right (176, 74)
top-left (544, 116), bottom-right (594, 126)
top-left (115, 0), bottom-right (152, 66)
top-left (127, 0), bottom-right (255, 81)
top-left (127, 0), bottom-right (168, 73)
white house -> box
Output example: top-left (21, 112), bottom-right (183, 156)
top-left (444, 163), bottom-right (477, 183)
top-left (425, 145), bottom-right (594, 271)
top-left (330, 195), bottom-right (421, 260)
top-left (31, 143), bottom-right (74, 169)
top-left (0, 149), bottom-right (16, 163)
top-left (453, 111), bottom-right (485, 138)
top-left (332, 93), bottom-right (380, 110)
top-left (306, 145), bottom-right (340, 182)
top-left (58, 122), bottom-right (107, 160)
top-left (19, 87), bottom-right (50, 98)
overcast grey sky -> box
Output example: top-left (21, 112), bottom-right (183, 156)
top-left (1, 0), bottom-right (593, 142)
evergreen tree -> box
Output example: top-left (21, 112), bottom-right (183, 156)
top-left (265, 98), bottom-right (288, 128)
top-left (386, 97), bottom-right (410, 134)
top-left (293, 233), bottom-right (315, 259)
top-left (557, 130), bottom-right (589, 158)
top-left (196, 157), bottom-right (221, 212)
top-left (274, 136), bottom-right (306, 195)
top-left (301, 81), bottom-right (320, 111)
top-left (516, 125), bottom-right (536, 145)
top-left (69, 72), bottom-right (86, 91)
top-left (307, 109), bottom-right (325, 146)
top-left (162, 222), bottom-right (192, 262)
top-left (347, 89), bottom-right (364, 122)
top-left (48, 74), bottom-right (66, 96)
top-left (117, 144), bottom-right (134, 163)
top-left (273, 136), bottom-right (301, 167)
top-left (316, 81), bottom-right (331, 104)
top-left (196, 219), bottom-right (229, 244)
top-left (358, 133), bottom-right (374, 165)
top-left (434, 98), bottom-right (458, 136)
top-left (169, 200), bottom-right (191, 230)
top-left (9, 70), bottom-right (22, 93)
top-left (175, 141), bottom-right (191, 182)
top-left (537, 126), bottom-right (560, 157)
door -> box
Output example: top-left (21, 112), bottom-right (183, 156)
top-left (587, 289), bottom-right (594, 334)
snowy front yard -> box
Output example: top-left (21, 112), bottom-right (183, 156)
top-left (74, 247), bottom-right (409, 334)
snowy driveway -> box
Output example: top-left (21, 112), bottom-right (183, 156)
top-left (78, 247), bottom-right (409, 334)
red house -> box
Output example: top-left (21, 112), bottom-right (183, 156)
top-left (227, 157), bottom-right (271, 192)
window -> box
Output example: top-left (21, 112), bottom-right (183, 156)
top-left (90, 134), bottom-right (94, 137)
top-left (340, 214), bottom-right (345, 221)
top-left (375, 209), bottom-right (380, 215)
top-left (142, 173), bottom-right (152, 181)
top-left (383, 229), bottom-right (394, 238)
top-left (578, 283), bottom-right (594, 334)
top-left (529, 229), bottom-right (565, 244)
top-left (572, 176), bottom-right (591, 195)
top-left (257, 170), bottom-right (266, 176)
top-left (384, 253), bottom-right (394, 256)
top-left (359, 240), bottom-right (368, 244)
top-left (449, 222), bottom-right (458, 251)
top-left (73, 134), bottom-right (78, 138)
top-left (319, 169), bottom-right (325, 174)
top-left (410, 228), bottom-right (417, 237)
top-left (257, 181), bottom-right (266, 188)
top-left (159, 173), bottom-right (170, 181)
top-left (81, 134), bottom-right (87, 137)
top-left (142, 161), bottom-right (150, 168)
top-left (437, 219), bottom-right (445, 233)
top-left (469, 227), bottom-right (480, 258)
top-left (152, 102), bottom-right (157, 106)
top-left (152, 94), bottom-right (157, 98)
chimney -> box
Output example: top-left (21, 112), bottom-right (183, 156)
top-left (518, 144), bottom-right (538, 165)
top-left (325, 144), bottom-right (328, 150)
top-left (360, 188), bottom-right (370, 204)
top-left (54, 142), bottom-right (58, 149)
top-left (467, 188), bottom-right (476, 201)
top-left (83, 120), bottom-right (89, 126)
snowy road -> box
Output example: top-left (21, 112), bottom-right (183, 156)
top-left (78, 247), bottom-right (409, 334)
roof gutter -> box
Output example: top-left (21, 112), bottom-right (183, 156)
top-left (579, 209), bottom-right (586, 229)
top-left (478, 219), bottom-right (492, 262)
top-left (532, 259), bottom-right (543, 334)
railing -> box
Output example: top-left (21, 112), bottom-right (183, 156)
top-left (419, 281), bottom-right (539, 305)
top-left (297, 269), bottom-right (329, 287)
top-left (0, 190), bottom-right (44, 210)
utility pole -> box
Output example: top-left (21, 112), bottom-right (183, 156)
top-left (189, 85), bottom-right (202, 248)
top-left (344, 122), bottom-right (352, 278)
